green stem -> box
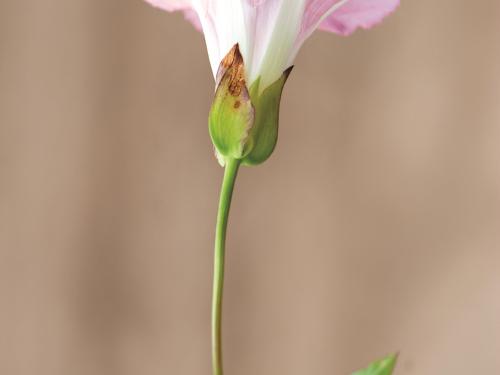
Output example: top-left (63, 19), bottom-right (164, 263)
top-left (212, 158), bottom-right (240, 375)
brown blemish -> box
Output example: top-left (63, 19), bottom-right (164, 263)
top-left (216, 44), bottom-right (247, 97)
top-left (234, 100), bottom-right (241, 109)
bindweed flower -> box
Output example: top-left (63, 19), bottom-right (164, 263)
top-left (144, 3), bottom-right (400, 375)
top-left (146, 1), bottom-right (399, 91)
top-left (146, 0), bottom-right (398, 165)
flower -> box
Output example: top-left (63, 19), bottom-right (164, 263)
top-left (145, 0), bottom-right (399, 91)
top-left (145, 0), bottom-right (399, 166)
top-left (142, 5), bottom-right (401, 374)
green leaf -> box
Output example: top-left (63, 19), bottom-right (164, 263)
top-left (351, 354), bottom-right (398, 375)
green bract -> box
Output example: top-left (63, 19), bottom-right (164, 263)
top-left (209, 44), bottom-right (291, 166)
top-left (352, 354), bottom-right (398, 375)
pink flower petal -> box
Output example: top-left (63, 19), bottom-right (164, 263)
top-left (318, 0), bottom-right (400, 36)
top-left (144, 0), bottom-right (190, 11)
top-left (180, 8), bottom-right (202, 30)
top-left (144, 0), bottom-right (201, 30)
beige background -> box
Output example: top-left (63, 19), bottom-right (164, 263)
top-left (1, 1), bottom-right (500, 374)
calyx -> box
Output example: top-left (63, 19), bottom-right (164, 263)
top-left (209, 44), bottom-right (291, 166)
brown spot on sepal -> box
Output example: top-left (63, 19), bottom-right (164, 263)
top-left (215, 44), bottom-right (247, 97)
top-left (233, 100), bottom-right (241, 109)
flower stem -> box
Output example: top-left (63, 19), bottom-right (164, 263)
top-left (212, 158), bottom-right (240, 375)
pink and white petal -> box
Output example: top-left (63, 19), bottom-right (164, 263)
top-left (300, 0), bottom-right (348, 35)
top-left (181, 8), bottom-right (202, 31)
top-left (319, 0), bottom-right (400, 36)
top-left (144, 0), bottom-right (201, 29)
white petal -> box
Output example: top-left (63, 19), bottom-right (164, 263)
top-left (246, 0), bottom-right (306, 90)
top-left (191, 0), bottom-right (248, 83)
top-left (193, 0), bottom-right (306, 91)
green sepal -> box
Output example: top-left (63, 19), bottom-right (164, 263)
top-left (209, 45), bottom-right (255, 165)
top-left (351, 354), bottom-right (398, 375)
top-left (242, 66), bottom-right (292, 166)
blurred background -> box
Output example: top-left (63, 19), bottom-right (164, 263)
top-left (1, 1), bottom-right (500, 374)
